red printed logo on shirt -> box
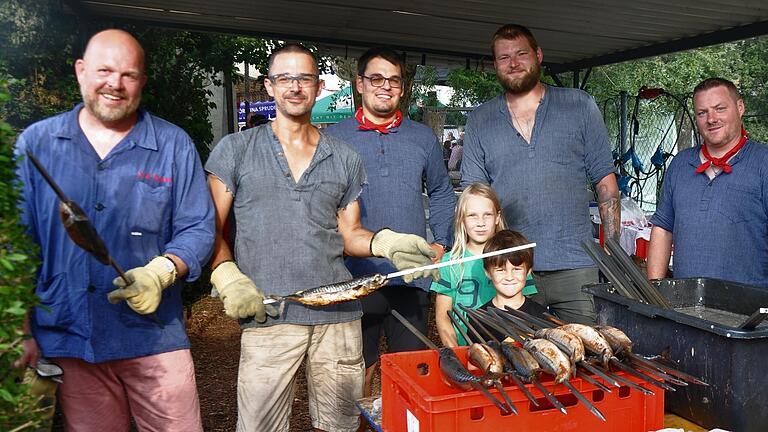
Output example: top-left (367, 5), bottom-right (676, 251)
top-left (137, 171), bottom-right (172, 184)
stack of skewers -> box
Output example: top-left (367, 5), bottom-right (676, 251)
top-left (392, 307), bottom-right (707, 422)
top-left (582, 238), bottom-right (671, 308)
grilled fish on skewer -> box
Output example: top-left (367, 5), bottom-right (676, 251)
top-left (469, 308), bottom-right (605, 421)
top-left (452, 310), bottom-right (539, 408)
top-left (26, 150), bottom-right (164, 328)
top-left (449, 311), bottom-right (519, 414)
top-left (262, 243), bottom-right (536, 309)
top-left (595, 325), bottom-right (633, 357)
top-left (489, 309), bottom-right (622, 388)
top-left (390, 310), bottom-right (511, 414)
top-left (525, 338), bottom-right (606, 422)
top-left (460, 307), bottom-right (569, 414)
top-left (558, 324), bottom-right (614, 367)
top-left (266, 274), bottom-right (387, 307)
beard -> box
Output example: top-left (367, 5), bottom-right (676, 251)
top-left (497, 62), bottom-right (541, 94)
top-left (81, 87), bottom-right (140, 123)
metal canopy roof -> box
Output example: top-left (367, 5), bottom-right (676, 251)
top-left (76, 1), bottom-right (768, 73)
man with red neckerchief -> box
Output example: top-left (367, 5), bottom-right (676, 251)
top-left (647, 78), bottom-right (768, 288)
top-left (326, 47), bottom-right (456, 397)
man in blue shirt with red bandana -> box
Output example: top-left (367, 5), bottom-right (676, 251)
top-left (326, 47), bottom-right (456, 397)
top-left (14, 29), bottom-right (214, 431)
top-left (648, 78), bottom-right (768, 288)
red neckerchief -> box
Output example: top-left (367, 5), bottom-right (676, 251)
top-left (355, 107), bottom-right (402, 134)
top-left (696, 127), bottom-right (748, 174)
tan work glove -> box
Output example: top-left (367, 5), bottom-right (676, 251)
top-left (371, 229), bottom-right (440, 283)
top-left (108, 256), bottom-right (176, 314)
top-left (210, 261), bottom-right (278, 322)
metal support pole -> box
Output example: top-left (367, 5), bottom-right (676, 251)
top-left (573, 70), bottom-right (580, 88)
top-left (580, 67), bottom-right (593, 89)
top-left (224, 73), bottom-right (235, 134)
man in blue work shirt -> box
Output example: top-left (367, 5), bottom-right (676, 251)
top-left (326, 47), bottom-right (456, 397)
top-left (647, 78), bottom-right (768, 288)
top-left (461, 24), bottom-right (620, 324)
top-left (14, 29), bottom-right (214, 431)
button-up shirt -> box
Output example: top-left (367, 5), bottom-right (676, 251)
top-left (651, 141), bottom-right (768, 287)
top-left (326, 118), bottom-right (456, 291)
top-left (205, 125), bottom-right (367, 326)
top-left (461, 86), bottom-right (614, 271)
top-left (16, 104), bottom-right (215, 362)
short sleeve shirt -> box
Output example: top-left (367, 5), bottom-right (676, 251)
top-left (430, 249), bottom-right (538, 345)
top-left (205, 125), bottom-right (367, 326)
top-left (650, 141), bottom-right (768, 287)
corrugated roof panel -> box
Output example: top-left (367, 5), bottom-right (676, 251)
top-left (79, 0), bottom-right (768, 69)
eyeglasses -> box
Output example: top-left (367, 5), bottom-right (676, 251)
top-left (360, 74), bottom-right (403, 89)
top-left (268, 73), bottom-right (319, 87)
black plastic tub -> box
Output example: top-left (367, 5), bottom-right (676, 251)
top-left (583, 278), bottom-right (768, 432)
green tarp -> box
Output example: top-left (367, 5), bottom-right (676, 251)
top-left (311, 86), bottom-right (354, 124)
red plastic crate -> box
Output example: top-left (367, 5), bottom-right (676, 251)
top-left (381, 347), bottom-right (664, 432)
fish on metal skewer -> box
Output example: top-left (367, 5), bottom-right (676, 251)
top-left (545, 316), bottom-right (682, 390)
top-left (594, 325), bottom-right (634, 357)
top-left (465, 308), bottom-right (606, 421)
top-left (266, 274), bottom-right (388, 310)
top-left (557, 323), bottom-right (614, 368)
top-left (452, 310), bottom-right (542, 408)
top-left (262, 244), bottom-right (536, 309)
top-left (390, 310), bottom-right (512, 415)
top-left (26, 150), bottom-right (164, 329)
top-left (460, 307), bottom-right (570, 414)
top-left (447, 311), bottom-right (518, 414)
top-left (525, 338), bottom-right (606, 422)
top-left (488, 309), bottom-right (619, 391)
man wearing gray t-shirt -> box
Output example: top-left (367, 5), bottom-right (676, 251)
top-left (461, 24), bottom-right (620, 325)
top-left (205, 43), bottom-right (438, 432)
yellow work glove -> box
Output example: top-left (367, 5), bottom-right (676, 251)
top-left (108, 256), bottom-right (176, 314)
top-left (371, 229), bottom-right (439, 283)
top-left (210, 261), bottom-right (278, 322)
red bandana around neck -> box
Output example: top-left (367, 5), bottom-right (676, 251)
top-left (355, 107), bottom-right (402, 134)
top-left (696, 127), bottom-right (748, 174)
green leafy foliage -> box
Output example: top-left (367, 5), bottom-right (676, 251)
top-left (447, 68), bottom-right (502, 107)
top-left (582, 36), bottom-right (768, 142)
top-left (0, 75), bottom-right (44, 431)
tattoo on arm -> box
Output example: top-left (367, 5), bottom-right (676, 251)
top-left (597, 183), bottom-right (621, 242)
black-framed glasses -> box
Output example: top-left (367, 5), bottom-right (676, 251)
top-left (268, 73), bottom-right (319, 87)
top-left (360, 74), bottom-right (403, 89)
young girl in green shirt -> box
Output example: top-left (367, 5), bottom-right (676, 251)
top-left (431, 183), bottom-right (537, 346)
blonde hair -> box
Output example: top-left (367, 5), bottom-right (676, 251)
top-left (449, 183), bottom-right (506, 282)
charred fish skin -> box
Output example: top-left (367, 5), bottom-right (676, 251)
top-left (559, 323), bottom-right (613, 366)
top-left (535, 328), bottom-right (585, 366)
top-left (276, 274), bottom-right (388, 306)
top-left (438, 347), bottom-right (480, 390)
top-left (595, 325), bottom-right (633, 357)
top-left (524, 338), bottom-right (572, 383)
top-left (501, 341), bottom-right (540, 379)
top-left (468, 343), bottom-right (505, 379)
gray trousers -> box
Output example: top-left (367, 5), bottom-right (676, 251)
top-left (531, 267), bottom-right (598, 325)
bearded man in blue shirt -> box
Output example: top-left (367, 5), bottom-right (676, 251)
top-left (14, 29), bottom-right (214, 431)
top-left (461, 24), bottom-right (621, 325)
